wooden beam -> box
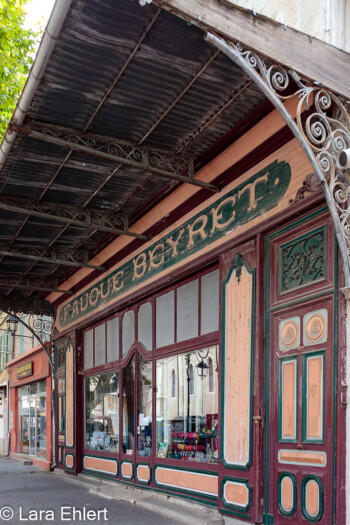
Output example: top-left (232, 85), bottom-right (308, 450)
top-left (153, 0), bottom-right (350, 99)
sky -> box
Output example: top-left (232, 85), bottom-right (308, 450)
top-left (23, 0), bottom-right (55, 30)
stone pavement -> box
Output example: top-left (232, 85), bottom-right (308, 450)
top-left (0, 457), bottom-right (179, 525)
top-left (0, 457), bottom-right (227, 525)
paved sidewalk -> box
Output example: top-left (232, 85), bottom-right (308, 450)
top-left (0, 457), bottom-right (178, 525)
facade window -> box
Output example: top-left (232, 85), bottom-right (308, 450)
top-left (0, 332), bottom-right (11, 372)
top-left (208, 358), bottom-right (214, 392)
top-left (156, 347), bottom-right (218, 463)
top-left (85, 371), bottom-right (119, 452)
top-left (171, 369), bottom-right (176, 398)
top-left (18, 380), bottom-right (46, 458)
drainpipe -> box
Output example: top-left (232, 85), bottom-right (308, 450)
top-left (5, 380), bottom-right (10, 456)
top-left (0, 0), bottom-right (73, 170)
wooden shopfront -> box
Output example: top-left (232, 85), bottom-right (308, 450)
top-left (51, 124), bottom-right (346, 523)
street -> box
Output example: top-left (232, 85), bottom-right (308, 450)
top-left (0, 458), bottom-right (178, 525)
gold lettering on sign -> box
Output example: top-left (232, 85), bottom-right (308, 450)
top-left (111, 271), bottom-right (124, 292)
top-left (166, 229), bottom-right (184, 257)
top-left (80, 292), bottom-right (89, 312)
top-left (133, 253), bottom-right (147, 281)
top-left (210, 195), bottom-right (237, 233)
top-left (238, 173), bottom-right (268, 212)
top-left (149, 243), bottom-right (164, 270)
top-left (100, 280), bottom-right (111, 300)
top-left (89, 287), bottom-right (99, 306)
top-left (72, 300), bottom-right (79, 317)
top-left (187, 215), bottom-right (208, 249)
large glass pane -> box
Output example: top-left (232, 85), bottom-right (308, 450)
top-left (137, 356), bottom-right (152, 457)
top-left (36, 396), bottom-right (46, 458)
top-left (156, 346), bottom-right (219, 463)
top-left (85, 371), bottom-right (119, 452)
top-left (122, 357), bottom-right (135, 454)
top-left (18, 397), bottom-right (29, 454)
top-left (138, 302), bottom-right (152, 350)
top-left (84, 329), bottom-right (94, 370)
top-left (29, 398), bottom-right (36, 456)
top-left (156, 291), bottom-right (174, 348)
top-left (107, 317), bottom-right (119, 363)
top-left (177, 279), bottom-right (198, 342)
top-left (95, 323), bottom-right (106, 367)
top-left (122, 310), bottom-right (135, 357)
top-left (201, 269), bottom-right (219, 335)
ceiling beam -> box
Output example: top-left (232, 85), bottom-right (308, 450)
top-left (0, 245), bottom-right (106, 271)
top-left (0, 276), bottom-right (73, 295)
top-left (0, 196), bottom-right (147, 240)
top-left (0, 296), bottom-right (54, 316)
top-left (11, 121), bottom-right (219, 192)
top-left (153, 0), bottom-right (350, 99)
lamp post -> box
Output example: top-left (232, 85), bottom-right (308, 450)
top-left (6, 316), bottom-right (18, 357)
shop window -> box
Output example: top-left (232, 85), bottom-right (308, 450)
top-left (95, 323), bottom-right (106, 367)
top-left (138, 302), bottom-right (153, 350)
top-left (171, 369), bottom-right (176, 398)
top-left (107, 317), bottom-right (119, 362)
top-left (84, 329), bottom-right (93, 369)
top-left (201, 269), bottom-right (219, 335)
top-left (156, 291), bottom-right (175, 348)
top-left (85, 371), bottom-right (119, 452)
top-left (122, 356), bottom-right (135, 453)
top-left (137, 356), bottom-right (152, 457)
top-left (177, 279), bottom-right (198, 342)
top-left (156, 346), bottom-right (219, 463)
top-left (122, 310), bottom-right (135, 357)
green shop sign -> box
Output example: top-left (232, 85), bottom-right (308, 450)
top-left (59, 160), bottom-right (291, 327)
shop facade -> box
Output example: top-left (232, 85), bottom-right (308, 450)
top-left (52, 115), bottom-right (346, 523)
top-left (7, 345), bottom-right (53, 470)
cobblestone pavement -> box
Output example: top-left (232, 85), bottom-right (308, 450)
top-left (0, 457), bottom-right (178, 525)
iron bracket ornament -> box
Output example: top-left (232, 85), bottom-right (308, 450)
top-left (0, 297), bottom-right (54, 316)
top-left (0, 275), bottom-right (73, 295)
top-left (205, 32), bottom-right (350, 295)
top-left (11, 120), bottom-right (218, 192)
top-left (0, 196), bottom-right (146, 240)
top-left (0, 245), bottom-right (106, 271)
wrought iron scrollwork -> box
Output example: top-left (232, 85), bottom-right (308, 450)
top-left (205, 32), bottom-right (350, 291)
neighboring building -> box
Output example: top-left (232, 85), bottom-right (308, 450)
top-left (0, 1), bottom-right (349, 524)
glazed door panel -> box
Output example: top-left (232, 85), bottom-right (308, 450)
top-left (270, 297), bottom-right (334, 524)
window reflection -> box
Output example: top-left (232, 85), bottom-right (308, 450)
top-left (156, 346), bottom-right (219, 463)
top-left (137, 356), bottom-right (152, 457)
top-left (85, 371), bottom-right (119, 452)
top-left (122, 356), bottom-right (135, 453)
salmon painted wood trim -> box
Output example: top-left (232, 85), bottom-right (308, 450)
top-left (65, 454), bottom-right (74, 470)
top-left (302, 352), bottom-right (325, 443)
top-left (301, 475), bottom-right (324, 522)
top-left (278, 449), bottom-right (327, 467)
top-left (57, 160), bottom-right (289, 331)
top-left (83, 455), bottom-right (118, 476)
top-left (121, 461), bottom-right (133, 480)
top-left (154, 466), bottom-right (218, 498)
top-left (65, 339), bottom-right (74, 449)
top-left (278, 356), bottom-right (298, 442)
top-left (221, 254), bottom-right (255, 469)
top-left (277, 472), bottom-right (297, 517)
top-left (136, 464), bottom-right (151, 484)
top-left (221, 477), bottom-right (252, 512)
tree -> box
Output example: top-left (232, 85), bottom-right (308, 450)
top-left (0, 0), bottom-right (38, 141)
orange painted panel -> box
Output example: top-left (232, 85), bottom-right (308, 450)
top-left (281, 477), bottom-right (293, 512)
top-left (224, 266), bottom-right (252, 466)
top-left (65, 342), bottom-right (74, 448)
top-left (224, 482), bottom-right (248, 506)
top-left (282, 360), bottom-right (296, 440)
top-left (156, 467), bottom-right (217, 496)
top-left (84, 456), bottom-right (117, 474)
top-left (122, 462), bottom-right (133, 478)
top-left (306, 480), bottom-right (319, 517)
top-left (137, 465), bottom-right (150, 482)
top-left (279, 450), bottom-right (326, 466)
top-left (307, 355), bottom-right (323, 440)
top-left (65, 454), bottom-right (74, 468)
top-left (58, 435), bottom-right (64, 443)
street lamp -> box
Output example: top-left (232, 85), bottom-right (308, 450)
top-left (7, 316), bottom-right (18, 337)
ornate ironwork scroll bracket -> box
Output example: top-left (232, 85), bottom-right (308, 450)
top-left (205, 31), bottom-right (350, 297)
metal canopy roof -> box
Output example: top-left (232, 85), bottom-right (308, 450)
top-left (0, 0), bottom-right (266, 314)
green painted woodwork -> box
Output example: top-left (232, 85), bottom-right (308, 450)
top-left (221, 476), bottom-right (252, 513)
top-left (277, 472), bottom-right (297, 517)
top-left (59, 160), bottom-right (290, 327)
top-left (279, 226), bottom-right (326, 294)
